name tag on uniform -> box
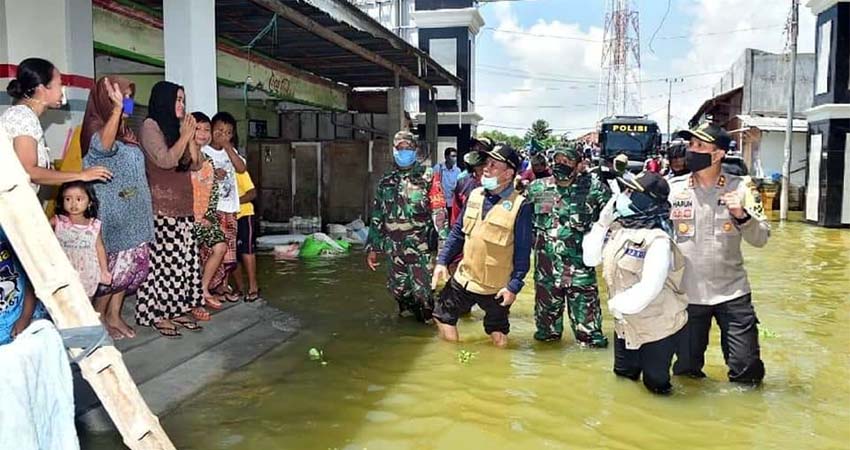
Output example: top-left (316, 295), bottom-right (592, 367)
top-left (537, 191), bottom-right (556, 214)
top-left (624, 247), bottom-right (646, 259)
top-left (671, 198), bottom-right (694, 220)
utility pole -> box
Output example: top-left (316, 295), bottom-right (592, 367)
top-left (665, 77), bottom-right (683, 144)
top-left (780, 0), bottom-right (799, 221)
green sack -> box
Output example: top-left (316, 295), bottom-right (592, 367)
top-left (335, 239), bottom-right (351, 251)
top-left (298, 236), bottom-right (327, 258)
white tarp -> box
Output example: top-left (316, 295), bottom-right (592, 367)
top-left (0, 320), bottom-right (78, 450)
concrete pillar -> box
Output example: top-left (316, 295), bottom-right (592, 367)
top-left (387, 87), bottom-right (404, 139)
top-left (163, 0), bottom-right (218, 117)
top-left (804, 0), bottom-right (850, 227)
top-left (425, 94), bottom-right (438, 164)
top-left (0, 0), bottom-right (94, 163)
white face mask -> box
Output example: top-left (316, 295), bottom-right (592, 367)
top-left (481, 175), bottom-right (499, 191)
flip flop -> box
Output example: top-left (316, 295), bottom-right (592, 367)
top-left (153, 322), bottom-right (182, 339)
top-left (204, 294), bottom-right (224, 310)
top-left (223, 292), bottom-right (243, 303)
top-left (174, 316), bottom-right (204, 331)
top-left (245, 291), bottom-right (261, 303)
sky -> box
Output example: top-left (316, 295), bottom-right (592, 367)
top-left (474, 0), bottom-right (816, 138)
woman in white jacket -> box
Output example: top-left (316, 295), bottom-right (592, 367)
top-left (583, 171), bottom-right (688, 394)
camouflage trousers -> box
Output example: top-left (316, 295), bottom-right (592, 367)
top-left (386, 252), bottom-right (434, 322)
top-left (533, 244), bottom-right (608, 347)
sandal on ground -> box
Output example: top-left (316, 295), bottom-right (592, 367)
top-left (204, 294), bottom-right (223, 310)
top-left (174, 315), bottom-right (204, 331)
top-left (190, 307), bottom-right (211, 322)
top-left (213, 286), bottom-right (242, 303)
top-left (223, 292), bottom-right (243, 302)
top-left (245, 291), bottom-right (261, 303)
top-left (153, 322), bottom-right (182, 339)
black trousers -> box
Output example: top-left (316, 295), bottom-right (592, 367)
top-left (673, 294), bottom-right (765, 384)
top-left (614, 327), bottom-right (683, 394)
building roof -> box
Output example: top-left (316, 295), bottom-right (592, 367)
top-left (689, 86), bottom-right (743, 126)
top-left (735, 115), bottom-right (808, 133)
top-left (129, 0), bottom-right (462, 90)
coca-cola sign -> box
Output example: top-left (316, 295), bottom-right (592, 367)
top-left (267, 72), bottom-right (295, 98)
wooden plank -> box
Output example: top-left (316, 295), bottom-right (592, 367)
top-left (0, 129), bottom-right (175, 450)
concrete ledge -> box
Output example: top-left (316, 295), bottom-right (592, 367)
top-left (74, 300), bottom-right (298, 433)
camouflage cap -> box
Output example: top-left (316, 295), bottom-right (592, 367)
top-left (464, 150), bottom-right (487, 167)
top-left (552, 146), bottom-right (579, 161)
top-left (393, 130), bottom-right (415, 147)
top-left (471, 136), bottom-right (495, 152)
top-left (613, 153), bottom-right (629, 172)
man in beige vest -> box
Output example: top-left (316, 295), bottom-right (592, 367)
top-left (431, 144), bottom-right (533, 347)
top-left (583, 171), bottom-right (688, 394)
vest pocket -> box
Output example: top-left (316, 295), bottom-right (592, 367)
top-left (480, 222), bottom-right (512, 246)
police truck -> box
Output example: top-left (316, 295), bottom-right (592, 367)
top-left (598, 116), bottom-right (661, 172)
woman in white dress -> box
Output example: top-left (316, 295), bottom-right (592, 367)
top-left (1, 57), bottom-right (111, 193)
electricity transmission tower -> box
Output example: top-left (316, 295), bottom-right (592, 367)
top-left (598, 0), bottom-right (643, 118)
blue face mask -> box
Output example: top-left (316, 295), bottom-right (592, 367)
top-left (481, 175), bottom-right (499, 191)
top-left (616, 193), bottom-right (636, 217)
top-left (122, 97), bottom-right (135, 116)
top-left (393, 148), bottom-right (417, 167)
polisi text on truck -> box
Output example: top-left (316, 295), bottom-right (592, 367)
top-left (611, 124), bottom-right (648, 133)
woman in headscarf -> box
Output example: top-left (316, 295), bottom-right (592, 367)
top-left (81, 76), bottom-right (154, 340)
top-left (582, 171), bottom-right (688, 394)
top-left (136, 81), bottom-right (205, 338)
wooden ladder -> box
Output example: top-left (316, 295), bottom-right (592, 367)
top-left (0, 129), bottom-right (176, 449)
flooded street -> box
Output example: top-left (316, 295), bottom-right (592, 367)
top-left (83, 221), bottom-right (850, 450)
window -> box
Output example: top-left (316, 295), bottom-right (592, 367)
top-left (816, 20), bottom-right (832, 95)
top-left (430, 38), bottom-right (458, 101)
top-left (429, 38), bottom-right (457, 75)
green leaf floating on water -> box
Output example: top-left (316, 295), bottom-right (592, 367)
top-left (457, 349), bottom-right (478, 364)
top-left (308, 347), bottom-right (325, 362)
top-left (759, 328), bottom-right (778, 339)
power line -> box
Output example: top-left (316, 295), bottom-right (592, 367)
top-left (481, 26), bottom-right (599, 42)
top-left (480, 122), bottom-right (596, 132)
top-left (648, 0), bottom-right (673, 54)
top-left (481, 24), bottom-right (786, 42)
top-left (479, 64), bottom-right (727, 85)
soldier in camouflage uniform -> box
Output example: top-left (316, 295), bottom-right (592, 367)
top-left (366, 131), bottom-right (449, 322)
top-left (525, 147), bottom-right (612, 347)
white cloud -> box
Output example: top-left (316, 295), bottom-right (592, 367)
top-left (476, 4), bottom-right (604, 138)
top-left (477, 0), bottom-right (817, 138)
top-left (656, 0), bottom-right (816, 130)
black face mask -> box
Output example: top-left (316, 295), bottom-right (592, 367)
top-left (685, 150), bottom-right (713, 173)
top-left (552, 163), bottom-right (574, 181)
top-left (533, 170), bottom-right (549, 179)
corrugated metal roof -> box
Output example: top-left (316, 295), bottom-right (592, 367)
top-left (736, 114), bottom-right (808, 133)
top-left (127, 0), bottom-right (461, 89)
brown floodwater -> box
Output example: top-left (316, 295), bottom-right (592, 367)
top-left (82, 220), bottom-right (850, 450)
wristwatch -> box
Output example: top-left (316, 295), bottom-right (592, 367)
top-left (733, 210), bottom-right (751, 225)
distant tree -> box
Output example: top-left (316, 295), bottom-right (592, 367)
top-left (525, 119), bottom-right (553, 143)
top-left (478, 129), bottom-right (525, 150)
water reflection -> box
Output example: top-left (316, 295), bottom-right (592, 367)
top-left (81, 222), bottom-right (850, 450)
